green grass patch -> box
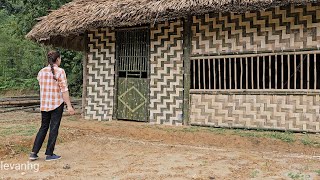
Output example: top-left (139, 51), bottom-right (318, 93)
top-left (0, 124), bottom-right (37, 137)
top-left (155, 124), bottom-right (319, 146)
top-left (287, 172), bottom-right (311, 180)
top-left (265, 132), bottom-right (295, 143)
top-left (153, 125), bottom-right (178, 133)
top-left (204, 127), bottom-right (227, 134)
top-left (229, 129), bottom-right (295, 143)
top-left (12, 144), bottom-right (30, 154)
top-left (250, 169), bottom-right (260, 178)
top-left (300, 135), bottom-right (320, 148)
top-left (181, 126), bottom-right (201, 133)
top-left (232, 129), bottom-right (262, 138)
top-left (181, 126), bottom-right (320, 146)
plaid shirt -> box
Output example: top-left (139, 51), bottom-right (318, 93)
top-left (37, 64), bottom-right (69, 112)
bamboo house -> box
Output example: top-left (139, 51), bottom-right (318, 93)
top-left (27, 0), bottom-right (320, 132)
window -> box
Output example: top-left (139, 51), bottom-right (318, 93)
top-left (190, 51), bottom-right (320, 91)
top-left (116, 28), bottom-right (149, 79)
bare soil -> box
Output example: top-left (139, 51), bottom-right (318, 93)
top-left (0, 111), bottom-right (319, 180)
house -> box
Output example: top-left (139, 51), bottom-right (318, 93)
top-left (27, 0), bottom-right (320, 132)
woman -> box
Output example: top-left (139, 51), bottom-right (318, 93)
top-left (29, 50), bottom-right (75, 161)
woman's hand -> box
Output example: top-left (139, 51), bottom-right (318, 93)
top-left (68, 106), bottom-right (75, 115)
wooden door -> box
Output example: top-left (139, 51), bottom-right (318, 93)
top-left (116, 28), bottom-right (149, 121)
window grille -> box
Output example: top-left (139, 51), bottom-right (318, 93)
top-left (190, 51), bottom-right (320, 91)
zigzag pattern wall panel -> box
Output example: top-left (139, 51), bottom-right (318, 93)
top-left (85, 28), bottom-right (115, 121)
top-left (190, 94), bottom-right (320, 132)
top-left (150, 20), bottom-right (184, 125)
top-left (192, 3), bottom-right (320, 54)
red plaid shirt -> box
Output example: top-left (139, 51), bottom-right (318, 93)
top-left (37, 64), bottom-right (68, 111)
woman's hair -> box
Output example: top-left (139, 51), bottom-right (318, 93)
top-left (47, 51), bottom-right (60, 81)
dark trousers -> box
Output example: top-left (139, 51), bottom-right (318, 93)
top-left (32, 103), bottom-right (64, 155)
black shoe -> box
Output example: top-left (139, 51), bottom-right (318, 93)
top-left (45, 154), bottom-right (61, 161)
top-left (29, 153), bottom-right (39, 161)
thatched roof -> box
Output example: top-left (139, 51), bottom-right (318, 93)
top-left (26, 0), bottom-right (317, 51)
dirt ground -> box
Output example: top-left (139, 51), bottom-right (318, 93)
top-left (0, 111), bottom-right (319, 180)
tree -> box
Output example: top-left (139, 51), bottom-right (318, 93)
top-left (0, 0), bottom-right (83, 97)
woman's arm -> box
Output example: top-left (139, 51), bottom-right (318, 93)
top-left (62, 91), bottom-right (75, 115)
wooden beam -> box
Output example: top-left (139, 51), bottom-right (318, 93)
top-left (275, 55), bottom-right (277, 89)
top-left (314, 54), bottom-right (317, 90)
top-left (218, 59), bottom-right (221, 89)
top-left (288, 55), bottom-right (290, 89)
top-left (234, 58), bottom-right (237, 89)
top-left (246, 57), bottom-right (248, 89)
top-left (263, 56), bottom-right (265, 89)
top-left (251, 57), bottom-right (254, 89)
top-left (240, 58), bottom-right (243, 89)
top-left (229, 58), bottom-right (232, 89)
top-left (224, 58), bottom-right (226, 89)
top-left (294, 55), bottom-right (297, 89)
top-left (301, 54), bottom-right (303, 89)
top-left (307, 54), bottom-right (310, 89)
top-left (269, 56), bottom-right (271, 89)
top-left (82, 32), bottom-right (88, 118)
top-left (182, 16), bottom-right (192, 125)
top-left (208, 59), bottom-right (211, 89)
top-left (214, 58), bottom-right (216, 89)
top-left (198, 59), bottom-right (201, 89)
top-left (113, 30), bottom-right (119, 119)
top-left (203, 59), bottom-right (206, 89)
top-left (257, 56), bottom-right (260, 89)
top-left (193, 60), bottom-right (196, 89)
top-left (281, 55), bottom-right (283, 89)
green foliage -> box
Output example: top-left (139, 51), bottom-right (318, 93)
top-left (59, 49), bottom-right (83, 97)
top-left (0, 0), bottom-right (83, 97)
top-left (15, 0), bottom-right (72, 36)
top-left (0, 77), bottom-right (39, 90)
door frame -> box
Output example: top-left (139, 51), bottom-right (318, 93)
top-left (113, 26), bottom-right (151, 122)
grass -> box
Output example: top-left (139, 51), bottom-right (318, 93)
top-left (222, 128), bottom-right (296, 143)
top-left (181, 126), bottom-right (200, 133)
top-left (315, 170), bottom-right (320, 176)
top-left (287, 172), bottom-right (303, 180)
top-left (250, 169), bottom-right (260, 178)
top-left (151, 123), bottom-right (320, 146)
top-left (171, 126), bottom-right (320, 147)
top-left (12, 144), bottom-right (30, 154)
top-left (204, 127), bottom-right (227, 134)
top-left (287, 172), bottom-right (312, 180)
top-left (301, 135), bottom-right (320, 148)
top-left (0, 124), bottom-right (37, 137)
top-left (265, 132), bottom-right (295, 143)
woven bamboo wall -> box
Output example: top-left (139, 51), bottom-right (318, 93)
top-left (190, 94), bottom-right (320, 132)
top-left (85, 21), bottom-right (184, 124)
top-left (149, 20), bottom-right (184, 125)
top-left (85, 28), bottom-right (115, 121)
top-left (192, 3), bottom-right (320, 54)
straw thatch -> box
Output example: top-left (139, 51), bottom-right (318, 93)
top-left (26, 0), bottom-right (317, 51)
